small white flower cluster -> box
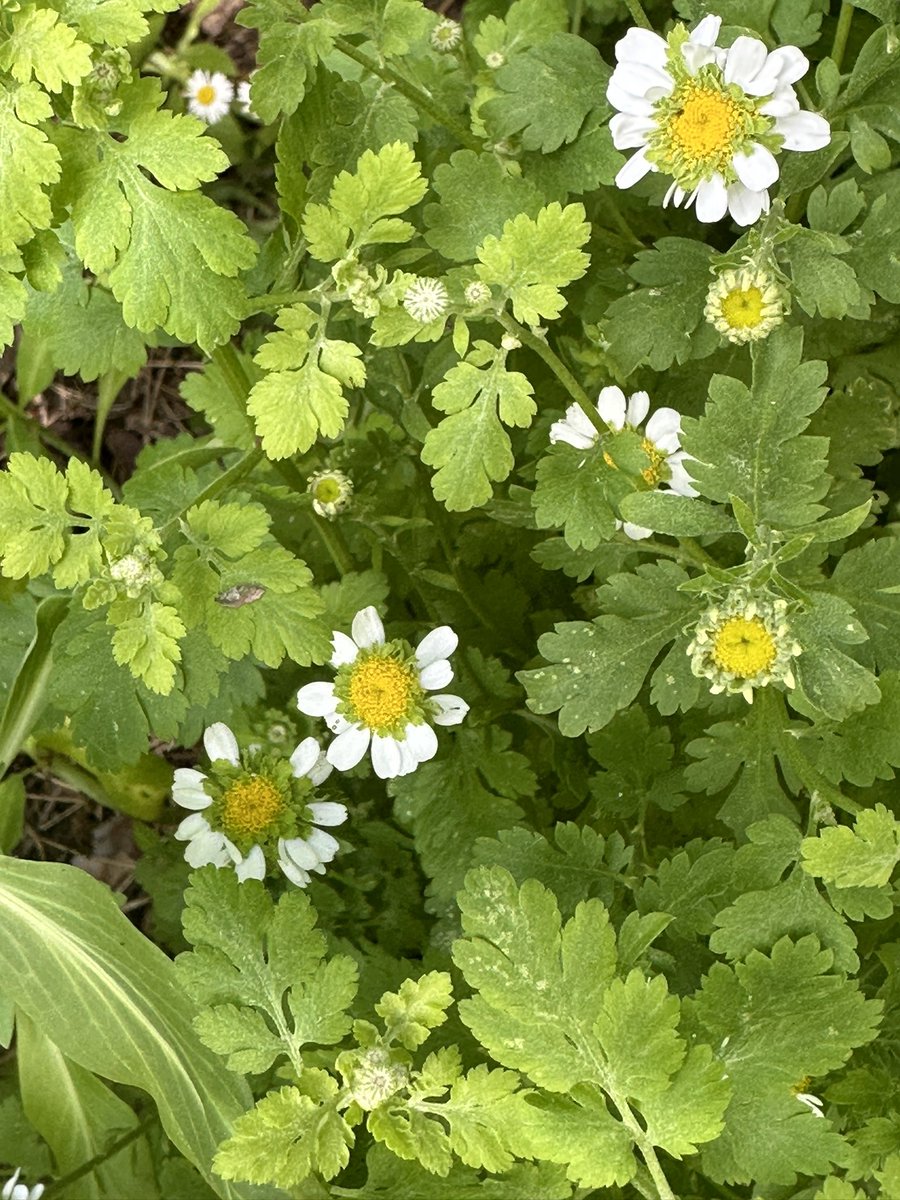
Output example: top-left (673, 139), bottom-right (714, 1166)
top-left (2, 1170), bottom-right (44, 1200)
top-left (550, 385), bottom-right (696, 540)
top-left (297, 606), bottom-right (468, 780)
top-left (608, 15), bottom-right (830, 224)
top-left (184, 70), bottom-right (256, 124)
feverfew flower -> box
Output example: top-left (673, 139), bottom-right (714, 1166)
top-left (296, 606), bottom-right (469, 779)
top-left (687, 590), bottom-right (802, 702)
top-left (308, 469), bottom-right (353, 519)
top-left (403, 277), bottom-right (449, 324)
top-left (172, 722), bottom-right (347, 888)
top-left (431, 17), bottom-right (462, 52)
top-left (607, 15), bottom-right (831, 225)
top-left (184, 69), bottom-right (234, 124)
top-left (2, 1170), bottom-right (44, 1200)
top-left (705, 266), bottom-right (784, 343)
top-left (550, 385), bottom-right (697, 540)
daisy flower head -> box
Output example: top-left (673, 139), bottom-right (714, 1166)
top-left (431, 17), bottom-right (462, 53)
top-left (550, 386), bottom-right (697, 540)
top-left (607, 15), bottom-right (831, 225)
top-left (184, 69), bottom-right (234, 124)
top-left (308, 468), bottom-right (353, 519)
top-left (172, 722), bottom-right (347, 888)
top-left (296, 606), bottom-right (469, 780)
top-left (2, 1170), bottom-right (44, 1200)
top-left (705, 265), bottom-right (784, 343)
top-left (687, 590), bottom-right (802, 702)
top-left (403, 277), bottom-right (449, 324)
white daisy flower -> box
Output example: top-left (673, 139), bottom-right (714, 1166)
top-left (184, 69), bottom-right (234, 125)
top-left (704, 266), bottom-right (784, 344)
top-left (308, 469), bottom-right (353, 519)
top-left (172, 723), bottom-right (347, 887)
top-left (550, 385), bottom-right (697, 540)
top-left (687, 590), bottom-right (802, 703)
top-left (296, 606), bottom-right (469, 780)
top-left (2, 1170), bottom-right (44, 1200)
top-left (403, 278), bottom-right (449, 324)
top-left (796, 1091), bottom-right (825, 1118)
top-left (431, 17), bottom-right (462, 52)
top-left (235, 79), bottom-right (257, 118)
top-left (607, 15), bottom-right (831, 225)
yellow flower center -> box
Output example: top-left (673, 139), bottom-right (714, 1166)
top-left (221, 776), bottom-right (284, 839)
top-left (196, 84), bottom-right (216, 106)
top-left (640, 437), bottom-right (667, 486)
top-left (712, 616), bottom-right (776, 678)
top-left (667, 84), bottom-right (743, 168)
top-left (349, 657), bottom-right (417, 732)
top-left (720, 286), bottom-right (765, 330)
top-left (314, 476), bottom-right (343, 504)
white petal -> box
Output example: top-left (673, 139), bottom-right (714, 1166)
top-left (173, 767), bottom-right (207, 788)
top-left (419, 659), bottom-right (453, 690)
top-left (396, 740), bottom-right (420, 776)
top-left (306, 827), bottom-right (340, 863)
top-left (625, 390), bottom-right (651, 427)
top-left (690, 14), bottom-right (721, 45)
top-left (622, 521), bottom-right (653, 540)
top-left (280, 836), bottom-right (319, 871)
top-left (330, 631), bottom-right (358, 667)
top-left (307, 800), bottom-right (348, 827)
top-left (596, 385), bottom-right (627, 429)
top-left (611, 62), bottom-right (673, 99)
top-left (416, 625), bottom-right (458, 667)
top-left (203, 723), bottom-right (240, 766)
top-left (351, 605), bottom-right (385, 648)
top-left (666, 458), bottom-right (699, 497)
top-left (431, 694), bottom-right (469, 726)
top-left (663, 180), bottom-right (686, 208)
top-left (307, 753), bottom-right (333, 785)
top-left (235, 844), bottom-right (266, 882)
top-left (327, 711), bottom-right (351, 735)
top-left (733, 143), bottom-right (779, 190)
top-left (682, 41), bottom-right (722, 73)
top-left (278, 852), bottom-right (310, 888)
top-left (549, 405), bottom-right (597, 449)
top-left (371, 734), bottom-right (403, 779)
top-left (645, 407), bottom-right (681, 445)
top-left (609, 112), bottom-right (654, 150)
top-left (184, 829), bottom-right (229, 868)
top-left (615, 147), bottom-right (655, 190)
top-left (727, 182), bottom-right (769, 226)
top-left (694, 174), bottom-right (728, 223)
top-left (761, 90), bottom-right (801, 118)
top-left (724, 36), bottom-right (768, 88)
top-left (172, 781), bottom-right (212, 811)
top-left (290, 736), bottom-right (321, 779)
top-left (767, 45), bottom-right (809, 88)
top-left (296, 681), bottom-right (337, 717)
top-left (175, 813), bottom-right (210, 841)
top-left (403, 721), bottom-right (439, 764)
top-left (328, 724), bottom-right (370, 771)
top-left (615, 27), bottom-right (668, 70)
top-left (775, 110), bottom-right (830, 151)
top-left (606, 78), bottom-right (655, 116)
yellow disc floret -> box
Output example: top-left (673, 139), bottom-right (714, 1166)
top-left (712, 615), bottom-right (777, 678)
top-left (705, 267), bottom-right (784, 345)
top-left (720, 285), bottom-right (765, 330)
top-left (221, 775), bottom-right (285, 840)
top-left (196, 84), bottom-right (216, 106)
top-left (667, 84), bottom-right (744, 168)
top-left (348, 656), bottom-right (419, 732)
top-left (640, 438), bottom-right (669, 487)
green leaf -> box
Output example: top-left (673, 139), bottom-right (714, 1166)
top-left (236, 4), bottom-right (335, 122)
top-left (682, 328), bottom-right (829, 528)
top-left (603, 238), bottom-right (717, 375)
top-left (482, 33), bottom-right (609, 153)
top-left (109, 598), bottom-right (185, 695)
top-left (684, 936), bottom-right (882, 1185)
top-left (801, 805), bottom-right (900, 890)
top-left (0, 83), bottom-right (60, 256)
top-left (180, 351), bottom-right (258, 451)
top-left (619, 491), bottom-right (736, 537)
top-left (828, 538), bottom-right (900, 670)
top-left (0, 858), bottom-right (255, 1199)
top-left (532, 444), bottom-right (618, 550)
top-left (424, 150), bottom-right (543, 263)
top-left (849, 194), bottom-right (900, 303)
top-left (324, 0), bottom-right (432, 56)
top-left (475, 202), bottom-right (590, 325)
top-left (519, 561), bottom-right (696, 736)
top-left (0, 4), bottom-right (92, 92)
top-left (516, 1089), bottom-right (634, 1189)
top-left (422, 344), bottom-right (535, 511)
top-left (781, 228), bottom-right (864, 320)
top-left (214, 1082), bottom-right (353, 1187)
top-left (804, 672), bottom-right (900, 787)
top-left (375, 972), bottom-right (454, 1051)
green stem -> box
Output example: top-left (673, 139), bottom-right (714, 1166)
top-left (677, 536), bottom-right (717, 569)
top-left (91, 370), bottom-right (129, 467)
top-left (570, 0), bottom-right (585, 36)
top-left (607, 1086), bottom-right (675, 1200)
top-left (243, 289), bottom-right (316, 317)
top-left (160, 446), bottom-right (265, 536)
top-left (41, 1115), bottom-right (156, 1197)
top-left (308, 512), bottom-right (355, 575)
top-left (496, 312), bottom-right (607, 439)
top-left (332, 35), bottom-right (482, 151)
top-left (271, 236), bottom-right (309, 294)
top-left (622, 0), bottom-right (653, 30)
top-left (831, 2), bottom-right (854, 72)
top-left (175, 0), bottom-right (219, 54)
